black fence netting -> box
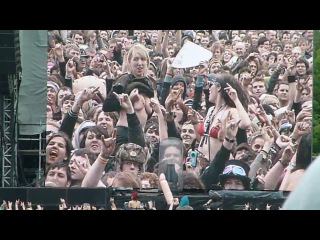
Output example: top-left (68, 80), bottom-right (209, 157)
top-left (0, 187), bottom-right (290, 210)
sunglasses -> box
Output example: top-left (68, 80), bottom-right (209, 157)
top-left (222, 165), bottom-right (246, 176)
top-left (208, 80), bottom-right (220, 88)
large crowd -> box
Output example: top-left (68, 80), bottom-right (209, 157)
top-left (42, 30), bottom-right (313, 209)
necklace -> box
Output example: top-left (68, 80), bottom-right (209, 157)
top-left (199, 104), bottom-right (227, 149)
top-left (204, 104), bottom-right (226, 133)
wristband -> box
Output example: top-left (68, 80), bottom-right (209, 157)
top-left (279, 159), bottom-right (289, 167)
top-left (99, 156), bottom-right (109, 164)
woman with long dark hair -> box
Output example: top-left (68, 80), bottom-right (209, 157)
top-left (197, 74), bottom-right (250, 162)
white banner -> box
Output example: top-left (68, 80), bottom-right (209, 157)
top-left (172, 41), bottom-right (213, 68)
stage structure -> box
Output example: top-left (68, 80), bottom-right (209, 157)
top-left (0, 30), bottom-right (21, 187)
top-left (0, 30), bottom-right (47, 187)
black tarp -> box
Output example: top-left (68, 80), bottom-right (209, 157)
top-left (0, 188), bottom-right (289, 210)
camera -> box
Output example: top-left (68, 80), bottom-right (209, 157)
top-left (188, 150), bottom-right (198, 167)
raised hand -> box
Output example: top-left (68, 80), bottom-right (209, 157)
top-left (296, 77), bottom-right (304, 92)
top-left (198, 61), bottom-right (208, 76)
top-left (149, 98), bottom-right (161, 115)
top-left (7, 201), bottom-right (13, 210)
top-left (36, 205), bottom-right (43, 210)
top-left (77, 87), bottom-right (100, 105)
top-left (100, 135), bottom-right (116, 160)
top-left (254, 168), bottom-right (266, 190)
top-left (26, 202), bottom-right (33, 210)
top-left (243, 203), bottom-right (250, 210)
top-left (173, 198), bottom-right (179, 206)
top-left (21, 201), bottom-right (26, 210)
top-left (54, 43), bottom-right (64, 58)
top-left (276, 135), bottom-right (291, 149)
top-left (73, 154), bottom-right (91, 175)
top-left (66, 57), bottom-right (76, 74)
top-left (187, 107), bottom-right (199, 125)
top-left (296, 109), bottom-right (312, 122)
top-left (261, 125), bottom-right (274, 143)
top-left (101, 61), bottom-right (113, 79)
top-left (225, 111), bottom-right (240, 140)
top-left (286, 60), bottom-right (296, 76)
top-left (280, 145), bottom-right (295, 166)
top-left (256, 103), bottom-right (270, 126)
top-left (15, 199), bottom-right (20, 210)
top-left (113, 92), bottom-right (134, 113)
top-left (286, 110), bottom-right (295, 125)
top-left (224, 83), bottom-right (238, 102)
top-left (291, 121), bottom-right (311, 138)
top-left (129, 88), bottom-right (140, 103)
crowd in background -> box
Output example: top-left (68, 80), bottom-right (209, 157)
top-left (43, 29), bottom-right (312, 209)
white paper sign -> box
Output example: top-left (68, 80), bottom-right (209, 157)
top-left (172, 41), bottom-right (213, 68)
top-left (73, 76), bottom-right (106, 99)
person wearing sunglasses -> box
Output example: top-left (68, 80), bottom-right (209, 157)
top-left (197, 74), bottom-right (250, 163)
top-left (219, 160), bottom-right (251, 190)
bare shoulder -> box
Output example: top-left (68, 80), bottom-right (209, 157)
top-left (222, 107), bottom-right (239, 120)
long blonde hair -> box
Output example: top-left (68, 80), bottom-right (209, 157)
top-left (127, 44), bottom-right (150, 76)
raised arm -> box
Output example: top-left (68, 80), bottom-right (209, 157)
top-left (264, 145), bottom-right (295, 190)
top-left (155, 30), bottom-right (163, 54)
top-left (161, 30), bottom-right (170, 58)
top-left (224, 82), bottom-right (250, 129)
top-left (248, 126), bottom-right (274, 179)
top-left (114, 92), bottom-right (145, 147)
top-left (200, 111), bottom-right (239, 190)
top-left (149, 98), bottom-right (168, 141)
top-left (60, 87), bottom-right (99, 140)
top-left (82, 135), bottom-right (115, 188)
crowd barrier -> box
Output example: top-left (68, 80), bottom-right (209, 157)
top-left (0, 188), bottom-right (290, 210)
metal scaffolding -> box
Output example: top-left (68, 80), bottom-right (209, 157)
top-left (1, 73), bottom-right (19, 187)
top-left (17, 121), bottom-right (46, 186)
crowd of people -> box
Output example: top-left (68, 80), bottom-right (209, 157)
top-left (44, 29), bottom-right (313, 209)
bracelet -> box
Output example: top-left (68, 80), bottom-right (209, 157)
top-left (260, 149), bottom-right (268, 156)
top-left (225, 137), bottom-right (235, 143)
top-left (279, 159), bottom-right (289, 167)
top-left (99, 156), bottom-right (109, 164)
